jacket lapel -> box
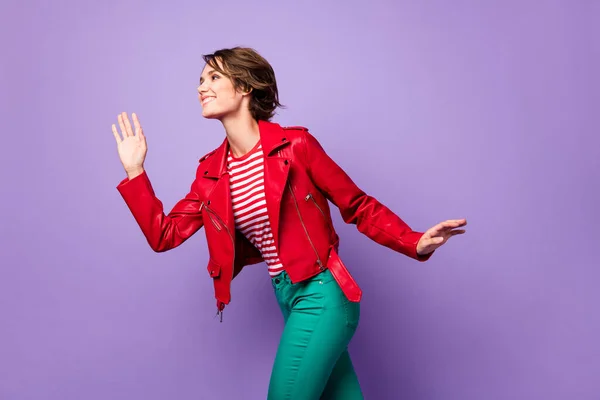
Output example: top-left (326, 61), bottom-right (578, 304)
top-left (259, 120), bottom-right (291, 252)
top-left (201, 137), bottom-right (235, 236)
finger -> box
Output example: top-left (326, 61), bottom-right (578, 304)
top-left (424, 236), bottom-right (444, 247)
top-left (448, 219), bottom-right (467, 227)
top-left (442, 220), bottom-right (463, 228)
top-left (430, 222), bottom-right (448, 234)
top-left (118, 114), bottom-right (129, 137)
top-left (450, 229), bottom-right (466, 235)
top-left (439, 219), bottom-right (467, 230)
top-left (132, 112), bottom-right (142, 137)
top-left (132, 112), bottom-right (144, 142)
top-left (122, 112), bottom-right (134, 137)
top-left (112, 124), bottom-right (122, 144)
top-left (427, 219), bottom-right (465, 236)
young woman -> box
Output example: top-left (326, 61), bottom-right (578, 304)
top-left (112, 47), bottom-right (466, 400)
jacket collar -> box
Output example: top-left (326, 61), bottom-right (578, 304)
top-left (202, 120), bottom-right (289, 179)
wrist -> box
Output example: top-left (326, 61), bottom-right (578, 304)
top-left (416, 238), bottom-right (425, 255)
top-left (125, 166), bottom-right (144, 179)
top-left (415, 236), bottom-right (432, 258)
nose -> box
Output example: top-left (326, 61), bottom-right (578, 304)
top-left (197, 81), bottom-right (209, 94)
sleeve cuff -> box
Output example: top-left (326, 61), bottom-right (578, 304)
top-left (400, 231), bottom-right (434, 261)
top-left (416, 248), bottom-right (434, 262)
top-left (116, 170), bottom-right (155, 199)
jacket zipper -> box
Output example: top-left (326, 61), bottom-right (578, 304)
top-left (207, 209), bottom-right (221, 231)
top-left (304, 192), bottom-right (333, 237)
top-left (277, 148), bottom-right (325, 272)
top-left (203, 202), bottom-right (234, 322)
top-left (288, 182), bottom-right (325, 271)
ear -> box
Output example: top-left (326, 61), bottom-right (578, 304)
top-left (239, 85), bottom-right (253, 96)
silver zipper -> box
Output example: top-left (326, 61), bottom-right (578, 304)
top-left (202, 201), bottom-right (221, 231)
top-left (204, 204), bottom-right (234, 322)
top-left (288, 182), bottom-right (325, 271)
top-left (206, 209), bottom-right (222, 231)
top-left (304, 192), bottom-right (333, 236)
top-left (277, 148), bottom-right (325, 271)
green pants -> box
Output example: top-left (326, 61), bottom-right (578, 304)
top-left (268, 268), bottom-right (364, 399)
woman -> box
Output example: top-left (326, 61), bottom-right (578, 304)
top-left (112, 47), bottom-right (466, 400)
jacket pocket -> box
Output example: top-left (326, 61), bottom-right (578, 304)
top-left (207, 259), bottom-right (221, 278)
top-left (304, 192), bottom-right (334, 236)
top-left (205, 207), bottom-right (222, 231)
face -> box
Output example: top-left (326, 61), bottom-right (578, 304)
top-left (197, 59), bottom-right (251, 120)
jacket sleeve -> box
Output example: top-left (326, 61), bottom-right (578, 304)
top-left (302, 130), bottom-right (432, 261)
top-left (116, 169), bottom-right (204, 252)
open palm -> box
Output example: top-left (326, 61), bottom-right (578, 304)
top-left (416, 218), bottom-right (467, 256)
top-left (112, 112), bottom-right (147, 173)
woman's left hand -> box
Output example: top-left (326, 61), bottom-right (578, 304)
top-left (416, 218), bottom-right (467, 256)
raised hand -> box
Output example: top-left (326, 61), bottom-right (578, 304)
top-left (416, 218), bottom-right (467, 256)
top-left (112, 112), bottom-right (147, 178)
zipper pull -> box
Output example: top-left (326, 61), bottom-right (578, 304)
top-left (316, 259), bottom-right (325, 271)
top-left (215, 302), bottom-right (225, 323)
top-left (304, 193), bottom-right (311, 201)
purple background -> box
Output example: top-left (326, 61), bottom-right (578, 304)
top-left (1, 0), bottom-right (598, 399)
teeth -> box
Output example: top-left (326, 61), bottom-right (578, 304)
top-left (203, 97), bottom-right (215, 105)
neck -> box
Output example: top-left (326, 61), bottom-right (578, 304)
top-left (220, 112), bottom-right (260, 158)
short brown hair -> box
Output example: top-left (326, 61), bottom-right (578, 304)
top-left (202, 47), bottom-right (283, 121)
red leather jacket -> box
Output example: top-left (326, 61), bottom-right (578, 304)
top-left (116, 120), bottom-right (432, 320)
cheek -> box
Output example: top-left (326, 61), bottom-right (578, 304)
top-left (222, 84), bottom-right (239, 100)
top-left (220, 87), bottom-right (243, 106)
top-left (211, 78), bottom-right (230, 93)
top-left (208, 80), bottom-right (243, 110)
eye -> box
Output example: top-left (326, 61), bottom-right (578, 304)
top-left (211, 74), bottom-right (220, 81)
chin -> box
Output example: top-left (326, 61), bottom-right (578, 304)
top-left (202, 107), bottom-right (234, 121)
top-left (202, 110), bottom-right (221, 119)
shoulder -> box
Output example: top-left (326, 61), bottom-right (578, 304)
top-left (282, 125), bottom-right (308, 132)
top-left (198, 148), bottom-right (217, 164)
top-left (277, 124), bottom-right (326, 161)
top-left (281, 125), bottom-right (311, 145)
top-left (281, 124), bottom-right (321, 149)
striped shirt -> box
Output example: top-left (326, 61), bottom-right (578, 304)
top-left (227, 140), bottom-right (284, 276)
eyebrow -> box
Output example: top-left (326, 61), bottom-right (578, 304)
top-left (199, 69), bottom-right (218, 84)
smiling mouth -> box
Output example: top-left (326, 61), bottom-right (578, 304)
top-left (202, 97), bottom-right (215, 106)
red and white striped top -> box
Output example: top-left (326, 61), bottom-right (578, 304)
top-left (227, 141), bottom-right (284, 276)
